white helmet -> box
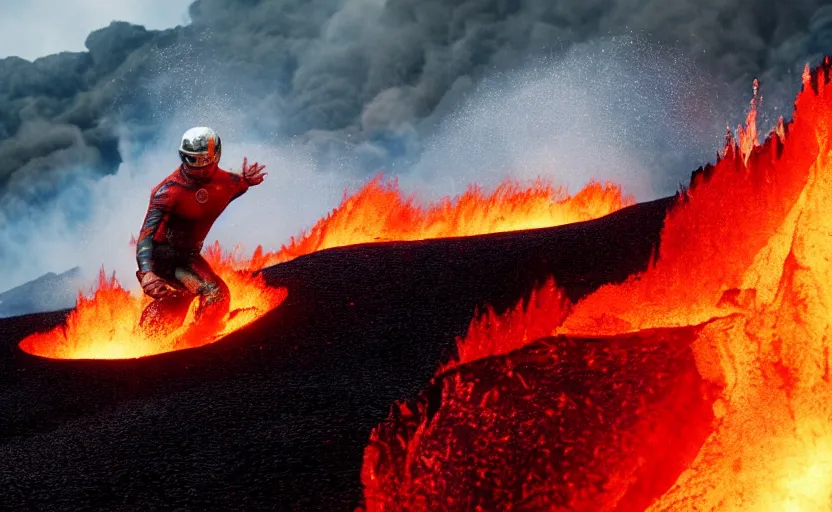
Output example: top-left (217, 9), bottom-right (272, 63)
top-left (179, 126), bottom-right (221, 168)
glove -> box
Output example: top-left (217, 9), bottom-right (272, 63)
top-left (137, 270), bottom-right (176, 299)
top-left (241, 157), bottom-right (267, 186)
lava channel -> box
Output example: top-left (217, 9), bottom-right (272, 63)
top-left (361, 59), bottom-right (832, 510)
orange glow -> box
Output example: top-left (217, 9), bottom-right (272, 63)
top-left (247, 175), bottom-right (632, 269)
top-left (19, 246), bottom-right (287, 360)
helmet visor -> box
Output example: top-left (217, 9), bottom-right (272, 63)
top-left (180, 152), bottom-right (217, 167)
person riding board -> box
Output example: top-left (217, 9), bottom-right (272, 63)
top-left (135, 126), bottom-right (267, 334)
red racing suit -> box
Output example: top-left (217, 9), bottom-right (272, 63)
top-left (135, 165), bottom-right (249, 330)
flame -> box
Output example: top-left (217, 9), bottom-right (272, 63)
top-left (736, 78), bottom-right (761, 164)
top-left (18, 176), bottom-right (630, 360)
top-left (361, 60), bottom-right (832, 509)
top-left (439, 278), bottom-right (571, 373)
top-left (248, 175), bottom-right (632, 268)
top-left (19, 247), bottom-right (288, 360)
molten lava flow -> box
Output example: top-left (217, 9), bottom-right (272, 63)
top-left (639, 64), bottom-right (832, 511)
top-left (361, 60), bottom-right (832, 510)
top-left (248, 176), bottom-right (632, 268)
top-left (19, 247), bottom-right (287, 360)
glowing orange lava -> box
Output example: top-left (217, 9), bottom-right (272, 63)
top-left (247, 175), bottom-right (632, 269)
top-left (362, 60), bottom-right (832, 510)
top-left (19, 246), bottom-right (288, 360)
top-left (636, 61), bottom-right (832, 512)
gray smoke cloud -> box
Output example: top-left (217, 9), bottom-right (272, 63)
top-left (1, 0), bottom-right (832, 299)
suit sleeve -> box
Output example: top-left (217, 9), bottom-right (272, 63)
top-left (229, 172), bottom-right (250, 202)
top-left (136, 184), bottom-right (173, 274)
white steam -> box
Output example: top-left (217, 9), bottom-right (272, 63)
top-left (403, 38), bottom-right (731, 201)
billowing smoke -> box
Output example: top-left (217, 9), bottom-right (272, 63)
top-left (2, 0), bottom-right (832, 305)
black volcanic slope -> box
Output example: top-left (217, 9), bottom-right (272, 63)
top-left (0, 196), bottom-right (673, 511)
